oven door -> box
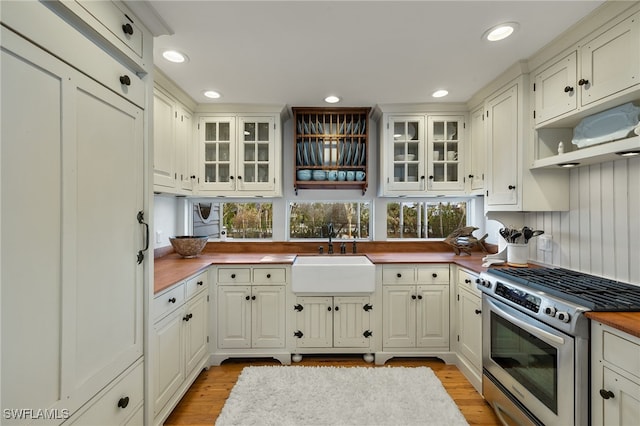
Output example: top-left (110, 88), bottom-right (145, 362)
top-left (482, 295), bottom-right (575, 426)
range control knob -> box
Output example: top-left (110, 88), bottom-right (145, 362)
top-left (557, 312), bottom-right (571, 323)
top-left (544, 306), bottom-right (557, 317)
top-left (481, 280), bottom-right (491, 288)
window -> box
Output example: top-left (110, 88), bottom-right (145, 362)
top-left (386, 201), bottom-right (467, 239)
top-left (192, 201), bottom-right (273, 239)
top-left (289, 202), bottom-right (371, 239)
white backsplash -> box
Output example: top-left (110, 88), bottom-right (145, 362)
top-left (526, 156), bottom-right (640, 285)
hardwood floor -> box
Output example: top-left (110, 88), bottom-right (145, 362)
top-left (164, 356), bottom-right (500, 426)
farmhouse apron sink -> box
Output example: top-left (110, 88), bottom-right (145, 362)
top-left (292, 255), bottom-right (375, 293)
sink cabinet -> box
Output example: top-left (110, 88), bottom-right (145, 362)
top-left (377, 264), bottom-right (454, 365)
top-left (212, 266), bottom-right (290, 365)
top-left (293, 296), bottom-right (373, 350)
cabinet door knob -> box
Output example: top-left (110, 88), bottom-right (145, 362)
top-left (363, 330), bottom-right (373, 338)
top-left (428, 175), bottom-right (434, 180)
top-left (117, 396), bottom-right (130, 409)
top-left (564, 85), bottom-right (574, 93)
top-left (168, 297), bottom-right (176, 304)
top-left (468, 174), bottom-right (474, 178)
top-left (327, 306), bottom-right (332, 311)
top-left (475, 309), bottom-right (482, 315)
top-left (122, 23), bottom-right (134, 36)
top-left (190, 175), bottom-right (196, 179)
top-left (334, 306), bottom-right (339, 311)
top-left (417, 295), bottom-right (423, 300)
top-left (465, 279), bottom-right (472, 284)
top-left (119, 75), bottom-right (131, 86)
top-left (266, 273), bottom-right (271, 278)
top-left (237, 176), bottom-right (242, 180)
top-left (231, 273), bottom-right (236, 279)
top-left (293, 330), bottom-right (304, 338)
top-left (294, 304), bottom-right (303, 312)
top-left (245, 295), bottom-right (250, 301)
top-left (508, 185), bottom-right (516, 190)
top-left (578, 78), bottom-right (589, 86)
top-left (251, 295), bottom-right (256, 300)
top-left (599, 389), bottom-right (615, 399)
top-left (363, 303), bottom-right (373, 312)
top-left (411, 295), bottom-right (417, 300)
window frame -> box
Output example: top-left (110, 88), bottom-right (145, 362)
top-left (287, 199), bottom-right (374, 242)
top-left (384, 197), bottom-right (471, 241)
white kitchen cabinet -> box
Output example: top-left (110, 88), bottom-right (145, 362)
top-left (455, 268), bottom-right (482, 393)
top-left (293, 296), bottom-right (373, 349)
top-left (485, 83), bottom-right (520, 207)
top-left (198, 114), bottom-right (282, 196)
top-left (377, 265), bottom-right (452, 365)
top-left (468, 106), bottom-right (486, 192)
top-left (1, 3), bottom-right (148, 420)
top-left (591, 321), bottom-right (640, 426)
top-left (153, 85), bottom-right (196, 194)
top-left (151, 270), bottom-right (209, 425)
top-left (377, 108), bottom-right (468, 196)
top-left (213, 266), bottom-right (290, 365)
top-left (485, 75), bottom-right (569, 211)
top-left (427, 116), bottom-right (465, 191)
top-left (533, 11), bottom-right (640, 127)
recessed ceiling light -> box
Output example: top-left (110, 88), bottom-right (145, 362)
top-left (203, 90), bottom-right (221, 99)
top-left (616, 150), bottom-right (640, 157)
top-left (162, 50), bottom-right (188, 63)
top-left (432, 90), bottom-right (448, 98)
top-left (324, 95), bottom-right (340, 104)
top-left (558, 162), bottom-right (580, 168)
top-left (483, 22), bottom-right (519, 42)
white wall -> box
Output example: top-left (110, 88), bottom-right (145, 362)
top-left (153, 194), bottom-right (180, 248)
top-left (526, 156), bottom-right (640, 285)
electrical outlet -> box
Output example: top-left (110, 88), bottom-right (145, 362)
top-left (156, 230), bottom-right (162, 244)
top-left (538, 235), bottom-right (552, 252)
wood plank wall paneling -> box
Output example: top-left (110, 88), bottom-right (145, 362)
top-left (526, 157), bottom-right (640, 285)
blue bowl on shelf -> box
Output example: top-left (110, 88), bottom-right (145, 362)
top-left (312, 170), bottom-right (327, 181)
top-left (297, 169), bottom-right (312, 181)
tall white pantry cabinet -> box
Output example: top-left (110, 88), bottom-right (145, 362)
top-left (1, 1), bottom-right (152, 425)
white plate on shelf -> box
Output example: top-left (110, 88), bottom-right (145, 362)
top-left (572, 102), bottom-right (640, 148)
top-left (309, 142), bottom-right (316, 165)
top-left (344, 141), bottom-right (352, 165)
top-left (352, 143), bottom-right (359, 166)
top-left (303, 142), bottom-right (310, 165)
top-left (360, 144), bottom-right (366, 165)
top-left (297, 143), bottom-right (302, 165)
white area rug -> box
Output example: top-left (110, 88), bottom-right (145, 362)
top-left (215, 366), bottom-right (469, 426)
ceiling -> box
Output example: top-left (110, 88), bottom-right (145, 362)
top-left (140, 1), bottom-right (605, 108)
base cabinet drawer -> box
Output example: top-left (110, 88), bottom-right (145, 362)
top-left (67, 360), bottom-right (143, 425)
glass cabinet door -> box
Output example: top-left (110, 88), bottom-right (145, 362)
top-left (387, 116), bottom-right (425, 192)
top-left (427, 116), bottom-right (464, 191)
top-left (238, 116), bottom-right (275, 191)
top-left (200, 116), bottom-right (236, 191)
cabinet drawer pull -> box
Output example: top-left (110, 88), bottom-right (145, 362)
top-left (122, 23), bottom-right (134, 36)
top-left (508, 185), bottom-right (516, 190)
top-left (397, 273), bottom-right (402, 278)
top-left (231, 273), bottom-right (236, 279)
top-left (266, 273), bottom-right (271, 278)
top-left (432, 273), bottom-right (438, 278)
top-left (117, 396), bottom-right (130, 409)
top-left (168, 297), bottom-right (176, 304)
top-left (119, 75), bottom-right (131, 86)
top-left (197, 280), bottom-right (204, 286)
top-left (599, 389), bottom-right (614, 399)
top-left (475, 309), bottom-right (482, 315)
top-left (465, 279), bottom-right (472, 284)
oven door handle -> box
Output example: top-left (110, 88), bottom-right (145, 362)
top-left (486, 297), bottom-right (566, 346)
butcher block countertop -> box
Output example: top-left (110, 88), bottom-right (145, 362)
top-left (154, 250), bottom-right (488, 294)
top-left (585, 311), bottom-right (640, 339)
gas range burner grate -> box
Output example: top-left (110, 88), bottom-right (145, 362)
top-left (487, 267), bottom-right (640, 311)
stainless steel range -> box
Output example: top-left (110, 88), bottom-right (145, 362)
top-left (478, 267), bottom-right (640, 426)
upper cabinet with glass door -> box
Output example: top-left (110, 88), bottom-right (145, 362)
top-left (427, 116), bottom-right (464, 192)
top-left (198, 114), bottom-right (281, 196)
top-left (378, 110), bottom-right (466, 196)
top-left (384, 116), bottom-right (425, 195)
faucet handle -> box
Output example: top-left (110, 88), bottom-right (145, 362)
top-left (352, 239), bottom-right (357, 254)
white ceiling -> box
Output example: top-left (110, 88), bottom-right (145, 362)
top-left (142, 1), bottom-right (605, 107)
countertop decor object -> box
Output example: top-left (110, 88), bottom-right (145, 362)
top-left (444, 226), bottom-right (488, 255)
top-left (169, 236), bottom-right (209, 258)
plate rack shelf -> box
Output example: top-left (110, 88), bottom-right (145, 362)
top-left (293, 107), bottom-right (371, 195)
